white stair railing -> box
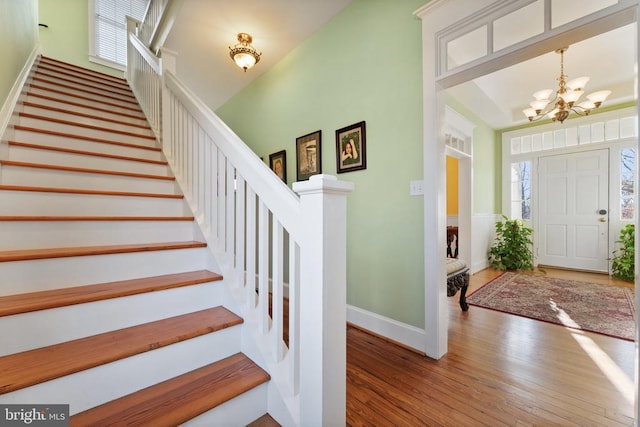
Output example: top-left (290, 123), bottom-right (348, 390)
top-left (127, 28), bottom-right (352, 426)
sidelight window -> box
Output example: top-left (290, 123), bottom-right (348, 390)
top-left (620, 148), bottom-right (635, 220)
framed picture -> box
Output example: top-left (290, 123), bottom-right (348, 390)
top-left (335, 121), bottom-right (366, 173)
top-left (296, 130), bottom-right (322, 181)
top-left (269, 150), bottom-right (287, 183)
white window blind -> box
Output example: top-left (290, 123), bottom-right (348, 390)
top-left (93, 0), bottom-right (148, 67)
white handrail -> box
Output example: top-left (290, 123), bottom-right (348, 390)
top-left (127, 29), bottom-right (352, 425)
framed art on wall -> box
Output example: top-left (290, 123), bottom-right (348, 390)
top-left (296, 130), bottom-right (322, 181)
top-left (269, 150), bottom-right (287, 183)
top-left (335, 121), bottom-right (366, 173)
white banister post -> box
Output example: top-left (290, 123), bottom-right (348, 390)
top-left (125, 17), bottom-right (139, 83)
top-left (292, 174), bottom-right (354, 426)
top-left (159, 47), bottom-right (177, 153)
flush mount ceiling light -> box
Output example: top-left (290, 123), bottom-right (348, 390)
top-left (229, 32), bottom-right (262, 72)
top-left (522, 46), bottom-right (610, 124)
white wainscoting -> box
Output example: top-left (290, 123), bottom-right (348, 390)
top-left (471, 213), bottom-right (499, 273)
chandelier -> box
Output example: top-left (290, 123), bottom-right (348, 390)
top-left (522, 47), bottom-right (610, 124)
top-left (229, 33), bottom-right (262, 72)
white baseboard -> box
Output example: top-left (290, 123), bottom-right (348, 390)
top-left (0, 45), bottom-right (39, 141)
top-left (347, 305), bottom-right (426, 354)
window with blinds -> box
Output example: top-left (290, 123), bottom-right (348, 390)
top-left (90, 0), bottom-right (148, 68)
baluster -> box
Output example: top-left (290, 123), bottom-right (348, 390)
top-left (271, 219), bottom-right (284, 361)
top-left (245, 187), bottom-right (257, 308)
top-left (226, 164), bottom-right (235, 257)
top-left (257, 200), bottom-right (269, 333)
top-left (210, 146), bottom-right (219, 241)
top-left (217, 153), bottom-right (226, 248)
top-left (235, 174), bottom-right (246, 283)
top-left (202, 139), bottom-right (212, 231)
top-left (288, 238), bottom-right (300, 394)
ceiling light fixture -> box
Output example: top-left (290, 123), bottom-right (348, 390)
top-left (229, 32), bottom-right (261, 72)
top-left (522, 47), bottom-right (610, 124)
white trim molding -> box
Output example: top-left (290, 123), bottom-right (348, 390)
top-left (347, 305), bottom-right (427, 354)
top-left (0, 45), bottom-right (40, 142)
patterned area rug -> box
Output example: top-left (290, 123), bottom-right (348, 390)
top-left (467, 272), bottom-right (636, 341)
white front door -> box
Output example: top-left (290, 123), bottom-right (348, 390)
top-left (538, 149), bottom-right (609, 272)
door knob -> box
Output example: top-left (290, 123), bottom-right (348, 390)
top-left (599, 218), bottom-right (607, 222)
top-left (598, 209), bottom-right (607, 215)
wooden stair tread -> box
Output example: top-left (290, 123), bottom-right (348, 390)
top-left (0, 185), bottom-right (182, 199)
top-left (28, 84), bottom-right (143, 113)
top-left (247, 414), bottom-right (282, 427)
top-left (35, 64), bottom-right (132, 92)
top-left (0, 160), bottom-right (174, 181)
top-left (70, 353), bottom-right (269, 427)
top-left (25, 92), bottom-right (146, 120)
top-left (0, 307), bottom-right (243, 395)
top-left (31, 76), bottom-right (138, 105)
top-left (13, 126), bottom-right (160, 151)
top-left (22, 101), bottom-right (151, 129)
top-left (0, 270), bottom-right (223, 317)
top-left (0, 216), bottom-right (194, 221)
top-left (9, 141), bottom-right (167, 165)
top-left (18, 112), bottom-right (156, 140)
top-left (0, 241), bottom-right (207, 262)
top-left (34, 69), bottom-right (134, 97)
top-left (40, 56), bottom-right (128, 84)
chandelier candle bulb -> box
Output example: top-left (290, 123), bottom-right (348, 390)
top-left (522, 46), bottom-right (610, 123)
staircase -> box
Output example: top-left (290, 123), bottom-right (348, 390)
top-left (0, 56), bottom-right (276, 425)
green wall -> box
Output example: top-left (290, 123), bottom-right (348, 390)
top-left (218, 0), bottom-right (428, 328)
top-left (38, 0), bottom-right (122, 77)
top-left (0, 0), bottom-right (38, 108)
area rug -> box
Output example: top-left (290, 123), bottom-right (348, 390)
top-left (466, 272), bottom-right (636, 341)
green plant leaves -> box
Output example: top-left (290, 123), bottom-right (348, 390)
top-left (612, 224), bottom-right (635, 282)
top-left (488, 215), bottom-right (534, 271)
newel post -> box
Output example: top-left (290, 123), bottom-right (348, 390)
top-left (292, 174), bottom-right (354, 426)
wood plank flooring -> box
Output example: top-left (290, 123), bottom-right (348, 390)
top-left (346, 268), bottom-right (635, 426)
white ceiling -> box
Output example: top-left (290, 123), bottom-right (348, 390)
top-left (164, 0), bottom-right (353, 110)
top-left (163, 1), bottom-right (636, 130)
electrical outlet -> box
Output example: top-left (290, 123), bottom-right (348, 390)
top-left (409, 180), bottom-right (424, 196)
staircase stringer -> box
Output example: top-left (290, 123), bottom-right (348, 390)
top-left (0, 45), bottom-right (40, 160)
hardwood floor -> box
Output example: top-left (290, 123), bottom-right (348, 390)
top-left (346, 268), bottom-right (635, 426)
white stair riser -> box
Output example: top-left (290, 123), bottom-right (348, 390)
top-left (17, 116), bottom-right (158, 147)
top-left (0, 166), bottom-right (179, 194)
top-left (21, 104), bottom-right (153, 136)
top-left (27, 80), bottom-right (139, 111)
top-left (23, 94), bottom-right (148, 126)
top-left (0, 283), bottom-right (227, 356)
top-left (36, 62), bottom-right (127, 87)
top-left (12, 128), bottom-right (164, 161)
top-left (0, 220), bottom-right (197, 250)
top-left (184, 383), bottom-right (269, 427)
top-left (0, 327), bottom-right (242, 414)
top-left (33, 72), bottom-right (135, 99)
top-left (24, 87), bottom-right (143, 118)
top-left (0, 247), bottom-right (218, 295)
top-left (0, 191), bottom-right (188, 216)
top-left (8, 145), bottom-right (170, 176)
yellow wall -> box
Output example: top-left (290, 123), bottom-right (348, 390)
top-left (446, 156), bottom-right (458, 215)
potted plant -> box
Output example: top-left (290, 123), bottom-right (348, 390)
top-left (489, 215), bottom-right (534, 271)
top-left (611, 224), bottom-right (635, 282)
